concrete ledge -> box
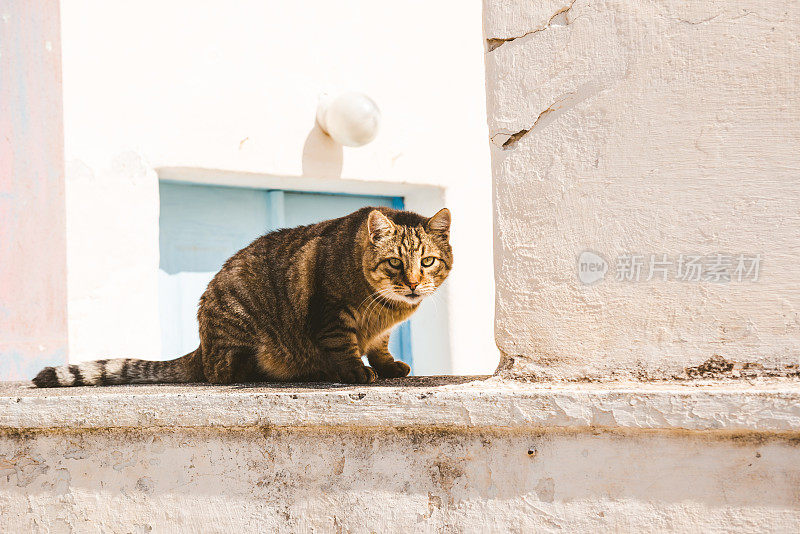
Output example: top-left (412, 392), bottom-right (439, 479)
top-left (4, 377), bottom-right (800, 531)
top-left (3, 376), bottom-right (800, 433)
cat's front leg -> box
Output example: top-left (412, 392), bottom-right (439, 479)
top-left (317, 310), bottom-right (377, 384)
top-left (366, 334), bottom-right (411, 378)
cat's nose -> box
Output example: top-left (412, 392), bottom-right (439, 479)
top-left (406, 281), bottom-right (419, 291)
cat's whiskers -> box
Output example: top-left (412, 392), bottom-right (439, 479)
top-left (358, 285), bottom-right (395, 313)
top-left (417, 281), bottom-right (436, 296)
top-left (428, 290), bottom-right (444, 314)
top-left (357, 291), bottom-right (385, 324)
top-left (356, 288), bottom-right (383, 314)
top-left (359, 287), bottom-right (395, 327)
top-left (362, 289), bottom-right (396, 329)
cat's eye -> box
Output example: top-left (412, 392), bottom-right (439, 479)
top-left (387, 258), bottom-right (403, 269)
top-left (421, 256), bottom-right (436, 267)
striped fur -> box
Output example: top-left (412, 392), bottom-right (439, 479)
top-left (33, 351), bottom-right (203, 387)
top-left (32, 207), bottom-right (452, 387)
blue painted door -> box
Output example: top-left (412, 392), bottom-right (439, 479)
top-left (158, 181), bottom-right (412, 373)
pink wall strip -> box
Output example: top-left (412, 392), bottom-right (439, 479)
top-left (0, 0), bottom-right (68, 380)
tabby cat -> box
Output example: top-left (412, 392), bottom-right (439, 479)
top-left (33, 207), bottom-right (452, 387)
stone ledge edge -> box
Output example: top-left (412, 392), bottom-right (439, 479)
top-left (2, 384), bottom-right (799, 432)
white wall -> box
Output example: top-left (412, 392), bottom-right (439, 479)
top-left (4, 426), bottom-right (800, 532)
top-left (61, 1), bottom-right (496, 373)
top-left (485, 0), bottom-right (800, 379)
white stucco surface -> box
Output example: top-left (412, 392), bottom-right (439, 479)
top-left (484, 0), bottom-right (800, 379)
top-left (60, 0), bottom-right (495, 374)
top-left (4, 378), bottom-right (800, 432)
top-left (65, 153), bottom-right (161, 364)
top-left (2, 378), bottom-right (800, 532)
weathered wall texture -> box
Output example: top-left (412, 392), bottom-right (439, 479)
top-left (3, 378), bottom-right (799, 531)
top-left (0, 1), bottom-right (68, 380)
top-left (2, 427), bottom-right (800, 533)
top-left (485, 0), bottom-right (800, 379)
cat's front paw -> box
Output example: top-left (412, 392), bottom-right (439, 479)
top-left (336, 364), bottom-right (378, 384)
top-left (374, 360), bottom-right (411, 378)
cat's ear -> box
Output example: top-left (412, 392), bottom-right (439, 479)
top-left (367, 210), bottom-right (395, 243)
top-left (426, 208), bottom-right (451, 236)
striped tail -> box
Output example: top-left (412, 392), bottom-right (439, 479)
top-left (31, 349), bottom-right (201, 388)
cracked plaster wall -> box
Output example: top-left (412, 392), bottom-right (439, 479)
top-left (484, 0), bottom-right (800, 380)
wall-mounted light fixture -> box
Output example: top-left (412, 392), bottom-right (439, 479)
top-left (316, 92), bottom-right (381, 147)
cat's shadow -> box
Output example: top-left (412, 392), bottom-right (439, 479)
top-left (227, 375), bottom-right (488, 390)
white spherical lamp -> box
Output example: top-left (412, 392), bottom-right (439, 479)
top-left (316, 92), bottom-right (381, 147)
